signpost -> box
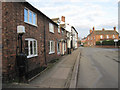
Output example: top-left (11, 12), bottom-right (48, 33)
top-left (114, 39), bottom-right (118, 48)
top-left (100, 41), bottom-right (103, 47)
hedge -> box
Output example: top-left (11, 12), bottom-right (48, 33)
top-left (96, 40), bottom-right (115, 46)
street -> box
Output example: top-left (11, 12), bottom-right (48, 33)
top-left (77, 47), bottom-right (118, 88)
top-left (2, 47), bottom-right (119, 88)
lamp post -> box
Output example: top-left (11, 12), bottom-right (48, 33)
top-left (17, 25), bottom-right (26, 82)
top-left (100, 41), bottom-right (103, 47)
top-left (114, 39), bottom-right (118, 48)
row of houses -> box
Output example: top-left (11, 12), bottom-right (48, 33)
top-left (1, 1), bottom-right (78, 82)
top-left (81, 27), bottom-right (119, 47)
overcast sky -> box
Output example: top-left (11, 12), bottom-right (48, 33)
top-left (27, 0), bottom-right (118, 38)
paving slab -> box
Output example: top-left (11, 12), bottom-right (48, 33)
top-left (3, 48), bottom-right (80, 88)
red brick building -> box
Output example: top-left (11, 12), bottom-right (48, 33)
top-left (1, 1), bottom-right (68, 82)
top-left (86, 27), bottom-right (119, 46)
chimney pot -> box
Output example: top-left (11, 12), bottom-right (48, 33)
top-left (102, 28), bottom-right (105, 31)
top-left (61, 16), bottom-right (65, 22)
top-left (114, 27), bottom-right (116, 31)
top-left (90, 29), bottom-right (92, 33)
top-left (93, 27), bottom-right (95, 31)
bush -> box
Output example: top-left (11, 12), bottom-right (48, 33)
top-left (96, 40), bottom-right (115, 46)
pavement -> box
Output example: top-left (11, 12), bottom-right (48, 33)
top-left (77, 47), bottom-right (118, 88)
top-left (3, 48), bottom-right (80, 88)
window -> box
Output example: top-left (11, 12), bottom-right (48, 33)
top-left (57, 42), bottom-right (60, 54)
top-left (24, 8), bottom-right (28, 22)
top-left (91, 37), bottom-right (92, 40)
top-left (88, 37), bottom-right (89, 40)
top-left (100, 35), bottom-right (103, 39)
top-left (25, 38), bottom-right (38, 58)
top-left (64, 43), bottom-right (66, 51)
top-left (106, 35), bottom-right (109, 39)
top-left (58, 26), bottom-right (60, 33)
top-left (49, 41), bottom-right (55, 54)
top-left (49, 23), bottom-right (54, 33)
top-left (88, 42), bottom-right (89, 45)
top-left (24, 8), bottom-right (37, 26)
top-left (62, 30), bottom-right (64, 35)
top-left (113, 35), bottom-right (115, 38)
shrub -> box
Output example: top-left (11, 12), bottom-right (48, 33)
top-left (96, 40), bottom-right (115, 46)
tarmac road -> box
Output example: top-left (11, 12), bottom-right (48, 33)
top-left (77, 47), bottom-right (118, 88)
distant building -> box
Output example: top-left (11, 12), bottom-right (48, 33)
top-left (81, 37), bottom-right (87, 46)
top-left (86, 27), bottom-right (119, 46)
top-left (52, 16), bottom-right (78, 53)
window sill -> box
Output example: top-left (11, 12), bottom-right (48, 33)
top-left (27, 54), bottom-right (38, 58)
top-left (49, 52), bottom-right (55, 54)
top-left (24, 21), bottom-right (38, 27)
top-left (49, 31), bottom-right (54, 34)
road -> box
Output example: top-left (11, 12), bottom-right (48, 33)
top-left (77, 47), bottom-right (119, 88)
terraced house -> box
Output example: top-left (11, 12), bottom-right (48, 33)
top-left (86, 27), bottom-right (119, 46)
top-left (1, 1), bottom-right (79, 83)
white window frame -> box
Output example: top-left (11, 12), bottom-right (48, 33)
top-left (58, 26), bottom-right (60, 33)
top-left (100, 35), bottom-right (103, 39)
top-left (25, 38), bottom-right (38, 58)
top-left (113, 35), bottom-right (115, 38)
top-left (24, 8), bottom-right (37, 26)
top-left (49, 23), bottom-right (54, 33)
top-left (49, 40), bottom-right (55, 54)
top-left (106, 35), bottom-right (109, 39)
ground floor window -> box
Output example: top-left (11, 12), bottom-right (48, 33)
top-left (57, 42), bottom-right (60, 54)
top-left (64, 43), bottom-right (66, 51)
top-left (25, 38), bottom-right (38, 58)
top-left (49, 40), bottom-right (55, 54)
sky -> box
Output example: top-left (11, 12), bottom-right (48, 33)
top-left (26, 0), bottom-right (118, 39)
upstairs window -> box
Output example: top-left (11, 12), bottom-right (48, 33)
top-left (58, 26), bottom-right (60, 33)
top-left (24, 8), bottom-right (37, 26)
top-left (24, 8), bottom-right (28, 22)
top-left (49, 23), bottom-right (54, 33)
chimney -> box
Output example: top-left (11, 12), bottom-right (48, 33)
top-left (113, 26), bottom-right (116, 31)
top-left (61, 16), bottom-right (65, 22)
top-left (102, 28), bottom-right (105, 31)
top-left (90, 29), bottom-right (92, 33)
top-left (93, 27), bottom-right (95, 31)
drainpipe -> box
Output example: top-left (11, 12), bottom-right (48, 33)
top-left (44, 18), bottom-right (47, 65)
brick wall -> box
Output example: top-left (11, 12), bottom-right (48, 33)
top-left (2, 2), bottom-right (67, 82)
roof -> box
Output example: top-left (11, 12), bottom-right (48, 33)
top-left (87, 30), bottom-right (119, 37)
top-left (72, 26), bottom-right (78, 34)
top-left (94, 30), bottom-right (119, 35)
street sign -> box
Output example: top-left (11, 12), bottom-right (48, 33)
top-left (114, 39), bottom-right (118, 42)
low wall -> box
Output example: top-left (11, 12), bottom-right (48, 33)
top-left (95, 45), bottom-right (119, 48)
